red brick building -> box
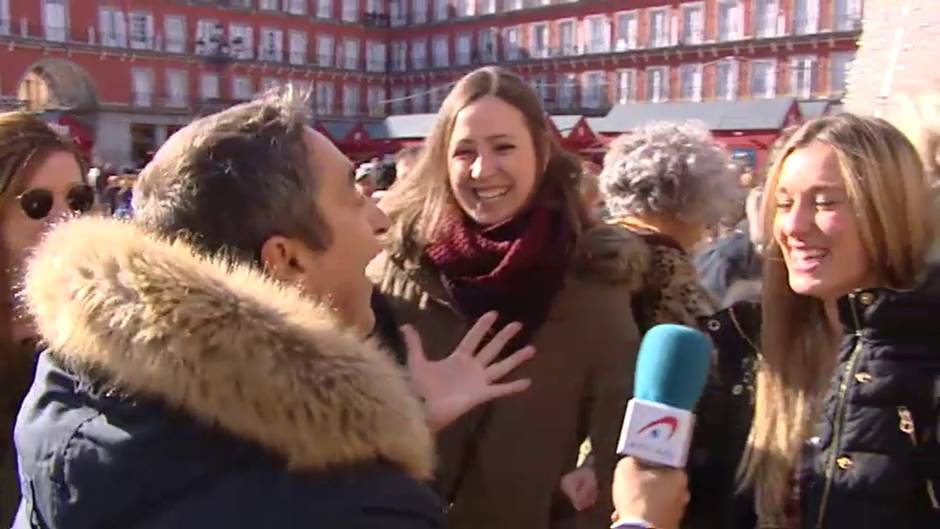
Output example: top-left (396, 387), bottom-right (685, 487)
top-left (0, 0), bottom-right (862, 167)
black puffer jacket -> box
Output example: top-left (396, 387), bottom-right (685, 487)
top-left (802, 271), bottom-right (940, 528)
top-left (685, 301), bottom-right (760, 529)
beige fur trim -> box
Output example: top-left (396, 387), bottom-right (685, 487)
top-left (573, 224), bottom-right (651, 291)
top-left (24, 217), bottom-right (434, 479)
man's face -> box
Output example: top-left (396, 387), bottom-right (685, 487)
top-left (292, 129), bottom-right (390, 335)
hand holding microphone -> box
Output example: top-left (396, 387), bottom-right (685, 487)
top-left (611, 324), bottom-right (712, 528)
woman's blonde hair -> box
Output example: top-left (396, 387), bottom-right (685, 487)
top-left (740, 113), bottom-right (933, 522)
top-left (380, 67), bottom-right (583, 257)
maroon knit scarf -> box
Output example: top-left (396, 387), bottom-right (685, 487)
top-left (425, 202), bottom-right (573, 354)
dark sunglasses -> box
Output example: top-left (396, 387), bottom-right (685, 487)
top-left (18, 184), bottom-right (95, 220)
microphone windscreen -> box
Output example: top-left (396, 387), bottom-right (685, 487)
top-left (634, 324), bottom-right (712, 411)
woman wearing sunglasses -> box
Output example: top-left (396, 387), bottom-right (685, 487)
top-left (0, 110), bottom-right (94, 525)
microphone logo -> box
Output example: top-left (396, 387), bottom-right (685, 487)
top-left (636, 416), bottom-right (679, 440)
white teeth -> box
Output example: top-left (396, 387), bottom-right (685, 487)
top-left (475, 188), bottom-right (509, 200)
top-left (792, 249), bottom-right (828, 259)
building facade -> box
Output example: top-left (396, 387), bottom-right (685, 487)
top-left (0, 0), bottom-right (862, 166)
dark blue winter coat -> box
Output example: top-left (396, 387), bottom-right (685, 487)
top-left (11, 216), bottom-right (443, 529)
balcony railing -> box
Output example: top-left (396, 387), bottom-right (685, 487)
top-left (363, 12), bottom-right (390, 28)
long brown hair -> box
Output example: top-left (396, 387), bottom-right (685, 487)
top-left (380, 67), bottom-right (583, 258)
top-left (740, 114), bottom-right (933, 522)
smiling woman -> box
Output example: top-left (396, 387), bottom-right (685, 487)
top-left (742, 114), bottom-right (940, 528)
top-left (370, 67), bottom-right (647, 529)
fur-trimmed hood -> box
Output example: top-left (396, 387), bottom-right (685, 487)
top-left (24, 216), bottom-right (434, 480)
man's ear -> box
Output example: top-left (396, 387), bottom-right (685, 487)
top-left (260, 235), bottom-right (309, 284)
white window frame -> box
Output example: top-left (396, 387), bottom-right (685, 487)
top-left (432, 35), bottom-right (449, 68)
top-left (581, 71), bottom-right (607, 109)
top-left (342, 0), bottom-right (359, 22)
top-left (317, 0), bottom-right (333, 19)
top-left (260, 28), bottom-right (284, 62)
top-left (456, 0), bottom-right (474, 18)
top-left (232, 76), bottom-right (253, 101)
top-left (391, 86), bottom-right (407, 114)
top-left (829, 51), bottom-right (853, 94)
top-left (391, 0), bottom-right (407, 26)
top-left (790, 55), bottom-right (817, 98)
top-left (285, 0), bottom-right (306, 15)
top-left (164, 15), bottom-right (185, 53)
top-left (414, 0), bottom-right (429, 23)
top-left (317, 34), bottom-right (334, 67)
top-left (834, 0), bottom-right (863, 31)
top-left (502, 26), bottom-right (522, 61)
top-left (368, 86), bottom-right (386, 117)
top-left (505, 0), bottom-right (522, 11)
top-left (128, 11), bottom-right (154, 50)
top-left (615, 10), bottom-right (639, 51)
top-left (649, 8), bottom-right (670, 48)
top-left (99, 7), bottom-right (127, 48)
top-left (43, 0), bottom-right (68, 43)
top-left (558, 73), bottom-right (577, 109)
top-left (435, 0), bottom-right (449, 21)
top-left (754, 0), bottom-right (781, 38)
top-left (165, 69), bottom-right (188, 107)
top-left (456, 33), bottom-right (472, 65)
top-left (646, 66), bottom-right (669, 103)
top-left (679, 63), bottom-right (703, 101)
top-left (479, 28), bottom-right (497, 63)
top-left (681, 2), bottom-right (705, 45)
top-left (0, 0), bottom-right (10, 36)
top-left (411, 85), bottom-right (427, 113)
top-left (481, 0), bottom-right (496, 15)
top-left (230, 24), bottom-right (253, 60)
top-left (750, 58), bottom-right (777, 98)
top-left (430, 83), bottom-right (448, 110)
top-left (316, 81), bottom-right (335, 115)
top-left (412, 38), bottom-right (427, 69)
top-left (616, 69), bottom-right (637, 104)
top-left (717, 0), bottom-right (744, 42)
top-left (584, 15), bottom-right (610, 54)
top-left (532, 74), bottom-right (550, 106)
top-left (367, 40), bottom-right (387, 72)
top-left (289, 30), bottom-right (307, 65)
top-left (714, 59), bottom-right (739, 100)
top-left (260, 0), bottom-right (280, 11)
top-left (343, 83), bottom-right (360, 116)
top-left (530, 23), bottom-right (549, 59)
top-left (558, 18), bottom-right (577, 56)
top-left (131, 68), bottom-right (154, 107)
top-left (343, 38), bottom-right (360, 70)
top-left (200, 72), bottom-right (220, 101)
top-left (793, 0), bottom-right (820, 35)
top-left (195, 19), bottom-right (219, 56)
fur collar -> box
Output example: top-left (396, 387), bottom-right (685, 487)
top-left (24, 217), bottom-right (434, 480)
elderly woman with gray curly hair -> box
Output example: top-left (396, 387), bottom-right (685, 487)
top-left (601, 121), bottom-right (742, 331)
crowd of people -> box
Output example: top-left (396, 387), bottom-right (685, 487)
top-left (0, 66), bottom-right (938, 529)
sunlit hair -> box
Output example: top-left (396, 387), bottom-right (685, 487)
top-left (0, 111), bottom-right (84, 198)
top-left (740, 113), bottom-right (933, 523)
top-left (599, 121), bottom-right (740, 227)
top-left (380, 67), bottom-right (583, 257)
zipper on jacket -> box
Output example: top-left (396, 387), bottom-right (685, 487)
top-left (897, 406), bottom-right (940, 510)
top-left (816, 293), bottom-right (865, 528)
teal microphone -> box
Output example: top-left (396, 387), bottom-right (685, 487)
top-left (616, 324), bottom-right (713, 468)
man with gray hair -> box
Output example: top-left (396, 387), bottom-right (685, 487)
top-left (11, 89), bottom-right (532, 528)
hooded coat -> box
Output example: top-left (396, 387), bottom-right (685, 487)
top-left (11, 217), bottom-right (442, 529)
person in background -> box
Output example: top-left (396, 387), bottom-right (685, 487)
top-left (12, 89), bottom-right (534, 529)
top-left (372, 66), bottom-right (645, 529)
top-left (741, 114), bottom-right (940, 528)
top-left (355, 161), bottom-right (379, 198)
top-left (600, 121), bottom-right (741, 331)
top-left (394, 145), bottom-right (424, 183)
top-left (0, 111), bottom-right (94, 526)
